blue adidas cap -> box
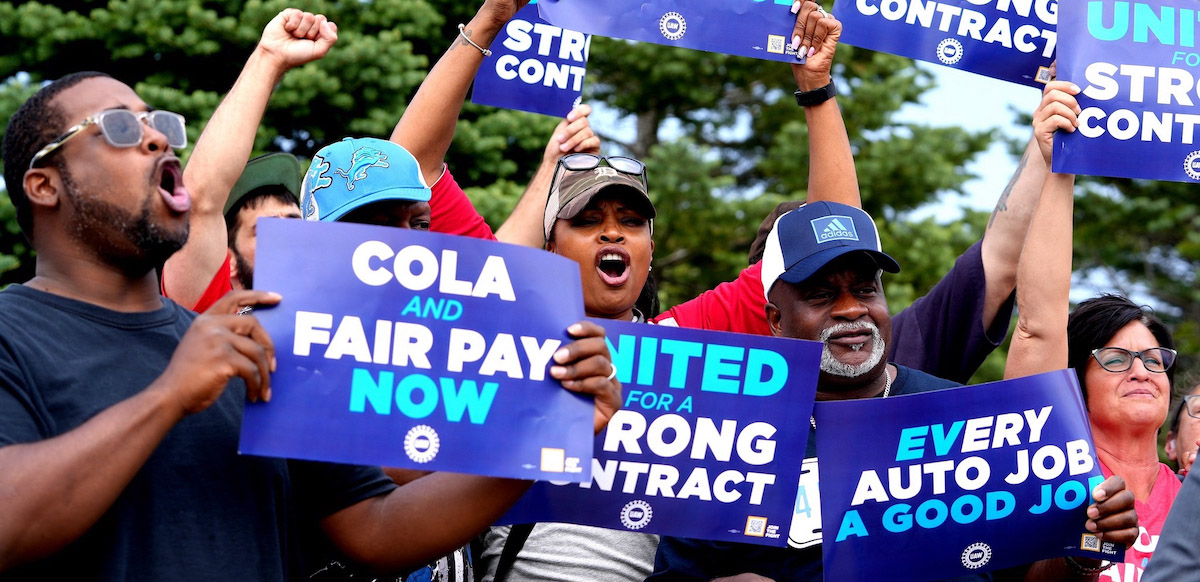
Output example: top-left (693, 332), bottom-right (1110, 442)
top-left (760, 201), bottom-right (900, 301)
top-left (300, 137), bottom-right (431, 222)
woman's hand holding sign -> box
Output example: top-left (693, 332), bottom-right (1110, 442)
top-left (549, 320), bottom-right (622, 435)
top-left (1033, 79), bottom-right (1082, 168)
top-left (790, 1), bottom-right (840, 91)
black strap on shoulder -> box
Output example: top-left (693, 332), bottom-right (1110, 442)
top-left (492, 523), bottom-right (535, 582)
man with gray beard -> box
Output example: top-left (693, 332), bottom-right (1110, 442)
top-left (759, 202), bottom-right (908, 401)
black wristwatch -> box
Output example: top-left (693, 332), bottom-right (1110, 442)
top-left (794, 80), bottom-right (837, 107)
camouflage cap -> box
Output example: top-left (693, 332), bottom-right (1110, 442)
top-left (543, 165), bottom-right (655, 242)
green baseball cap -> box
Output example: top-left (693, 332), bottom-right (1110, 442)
top-left (223, 152), bottom-right (303, 215)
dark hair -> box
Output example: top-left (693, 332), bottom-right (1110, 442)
top-left (1168, 373), bottom-right (1200, 434)
top-left (225, 186), bottom-right (301, 247)
top-left (1067, 294), bottom-right (1176, 403)
top-left (2, 72), bottom-right (112, 239)
top-left (748, 200), bottom-right (805, 265)
top-left (636, 274), bottom-right (660, 320)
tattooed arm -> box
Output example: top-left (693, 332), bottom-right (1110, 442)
top-left (979, 134), bottom-right (1048, 332)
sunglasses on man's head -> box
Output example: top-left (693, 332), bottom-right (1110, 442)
top-left (29, 109), bottom-right (188, 170)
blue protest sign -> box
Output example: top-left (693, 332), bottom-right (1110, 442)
top-left (497, 319), bottom-right (822, 546)
top-left (1054, 0), bottom-right (1200, 183)
top-left (239, 218), bottom-right (595, 482)
top-left (537, 0), bottom-right (805, 62)
top-left (472, 3), bottom-right (590, 117)
top-left (833, 0), bottom-right (1057, 86)
top-left (816, 370), bottom-right (1122, 580)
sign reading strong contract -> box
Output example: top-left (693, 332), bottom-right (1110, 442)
top-left (239, 219), bottom-right (596, 482)
top-left (833, 0), bottom-right (1058, 86)
top-left (497, 319), bottom-right (821, 546)
top-left (472, 3), bottom-right (591, 117)
top-left (812, 215), bottom-right (860, 243)
top-left (1054, 0), bottom-right (1200, 183)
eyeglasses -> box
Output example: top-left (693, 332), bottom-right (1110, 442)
top-left (28, 109), bottom-right (188, 170)
top-left (1183, 394), bottom-right (1200, 420)
top-left (554, 153), bottom-right (647, 185)
top-left (1090, 346), bottom-right (1177, 374)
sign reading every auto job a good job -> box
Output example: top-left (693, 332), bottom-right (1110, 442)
top-left (816, 370), bottom-right (1122, 580)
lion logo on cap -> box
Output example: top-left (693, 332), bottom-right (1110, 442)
top-left (302, 154), bottom-right (333, 220)
top-left (335, 146), bottom-right (390, 191)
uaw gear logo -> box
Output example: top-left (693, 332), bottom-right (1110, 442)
top-left (659, 12), bottom-right (686, 41)
top-left (960, 542), bottom-right (992, 569)
top-left (594, 166), bottom-right (618, 178)
top-left (403, 425), bottom-right (440, 463)
top-left (619, 500), bottom-right (654, 530)
top-left (302, 154), bottom-right (332, 220)
top-left (1184, 151), bottom-right (1200, 180)
top-left (335, 146), bottom-right (390, 191)
top-left (810, 215), bottom-right (859, 244)
top-left (936, 38), bottom-right (964, 65)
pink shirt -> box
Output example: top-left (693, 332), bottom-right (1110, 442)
top-left (1099, 461), bottom-right (1181, 582)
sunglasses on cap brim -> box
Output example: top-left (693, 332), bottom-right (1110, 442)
top-left (554, 153), bottom-right (647, 184)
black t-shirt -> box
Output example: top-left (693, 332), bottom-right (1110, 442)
top-left (0, 285), bottom-right (396, 581)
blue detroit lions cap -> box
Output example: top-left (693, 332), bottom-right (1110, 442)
top-left (760, 201), bottom-right (900, 301)
top-left (300, 137), bottom-right (431, 223)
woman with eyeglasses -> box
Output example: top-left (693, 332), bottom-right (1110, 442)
top-left (1059, 296), bottom-right (1179, 577)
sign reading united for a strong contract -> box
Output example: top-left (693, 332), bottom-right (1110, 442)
top-left (1055, 0), bottom-right (1200, 183)
top-left (499, 318), bottom-right (822, 545)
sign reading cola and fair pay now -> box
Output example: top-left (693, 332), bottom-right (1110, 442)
top-left (239, 218), bottom-right (595, 482)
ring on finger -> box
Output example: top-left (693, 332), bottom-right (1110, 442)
top-left (606, 362), bottom-right (618, 382)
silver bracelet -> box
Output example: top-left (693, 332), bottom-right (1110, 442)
top-left (457, 23), bottom-right (492, 57)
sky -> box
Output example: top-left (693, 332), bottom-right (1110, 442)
top-left (898, 64), bottom-right (1044, 218)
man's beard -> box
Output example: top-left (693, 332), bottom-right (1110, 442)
top-left (232, 246), bottom-right (254, 289)
top-left (60, 162), bottom-right (187, 272)
top-left (818, 321), bottom-right (886, 378)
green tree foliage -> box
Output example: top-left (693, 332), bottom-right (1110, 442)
top-left (1, 0), bottom-right (1000, 381)
top-left (585, 38), bottom-right (993, 324)
top-left (0, 0), bottom-right (557, 284)
top-left (1072, 176), bottom-right (1200, 379)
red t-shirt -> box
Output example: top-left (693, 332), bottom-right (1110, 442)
top-left (173, 166), bottom-right (495, 313)
top-left (1099, 461), bottom-right (1181, 581)
top-left (651, 262), bottom-right (769, 334)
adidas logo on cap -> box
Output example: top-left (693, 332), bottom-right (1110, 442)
top-left (811, 215), bottom-right (859, 243)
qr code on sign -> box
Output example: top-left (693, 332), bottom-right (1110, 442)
top-left (1081, 534), bottom-right (1101, 552)
top-left (767, 35), bottom-right (786, 54)
top-left (745, 516), bottom-right (768, 537)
